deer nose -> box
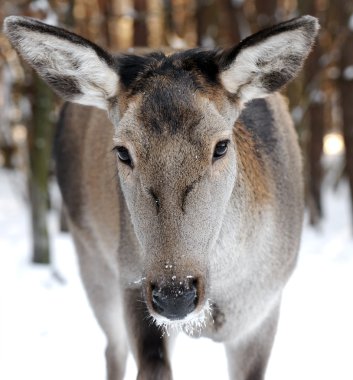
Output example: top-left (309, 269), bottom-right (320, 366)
top-left (151, 278), bottom-right (198, 320)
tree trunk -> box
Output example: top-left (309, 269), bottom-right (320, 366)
top-left (219, 0), bottom-right (250, 45)
top-left (195, 0), bottom-right (208, 46)
top-left (28, 75), bottom-right (53, 264)
top-left (297, 0), bottom-right (325, 225)
top-left (337, 1), bottom-right (353, 229)
top-left (195, 0), bottom-right (219, 47)
top-left (134, 0), bottom-right (148, 46)
top-left (307, 92), bottom-right (325, 224)
top-left (306, 38), bottom-right (325, 225)
top-left (97, 0), bottom-right (112, 48)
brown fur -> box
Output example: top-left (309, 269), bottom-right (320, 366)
top-left (234, 121), bottom-right (271, 205)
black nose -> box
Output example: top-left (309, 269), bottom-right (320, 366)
top-left (151, 279), bottom-right (198, 320)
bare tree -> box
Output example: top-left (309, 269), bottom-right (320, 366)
top-left (294, 0), bottom-right (326, 225)
top-left (134, 0), bottom-right (148, 46)
top-left (219, 0), bottom-right (250, 45)
top-left (336, 0), bottom-right (353, 229)
top-left (29, 75), bottom-right (54, 263)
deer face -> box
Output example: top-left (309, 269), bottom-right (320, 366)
top-left (113, 65), bottom-right (239, 325)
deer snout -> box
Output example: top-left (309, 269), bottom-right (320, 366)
top-left (149, 277), bottom-right (200, 320)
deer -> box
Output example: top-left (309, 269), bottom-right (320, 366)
top-left (4, 15), bottom-right (319, 380)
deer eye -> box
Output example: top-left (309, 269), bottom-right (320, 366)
top-left (213, 140), bottom-right (229, 161)
top-left (115, 146), bottom-right (133, 167)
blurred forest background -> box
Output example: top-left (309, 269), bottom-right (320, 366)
top-left (0, 0), bottom-right (353, 264)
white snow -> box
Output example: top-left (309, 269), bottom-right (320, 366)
top-left (29, 0), bottom-right (58, 25)
top-left (291, 105), bottom-right (304, 124)
top-left (343, 65), bottom-right (353, 81)
top-left (349, 13), bottom-right (353, 32)
top-left (310, 89), bottom-right (325, 104)
top-left (231, 0), bottom-right (244, 7)
top-left (0, 168), bottom-right (352, 380)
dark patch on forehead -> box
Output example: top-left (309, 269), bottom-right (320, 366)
top-left (117, 49), bottom-right (224, 134)
top-left (139, 76), bottom-right (202, 135)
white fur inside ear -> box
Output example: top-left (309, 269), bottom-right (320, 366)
top-left (220, 29), bottom-right (310, 103)
top-left (13, 31), bottom-right (118, 109)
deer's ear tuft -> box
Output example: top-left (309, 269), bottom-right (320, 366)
top-left (4, 16), bottom-right (119, 110)
top-left (218, 16), bottom-right (320, 104)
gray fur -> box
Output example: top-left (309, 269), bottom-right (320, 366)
top-left (4, 15), bottom-right (319, 380)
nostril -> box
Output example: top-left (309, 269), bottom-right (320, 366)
top-left (150, 282), bottom-right (157, 292)
top-left (151, 283), bottom-right (165, 314)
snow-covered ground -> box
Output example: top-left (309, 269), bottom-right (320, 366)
top-left (0, 168), bottom-right (352, 380)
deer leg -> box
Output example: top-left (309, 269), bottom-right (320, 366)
top-left (225, 304), bottom-right (280, 380)
top-left (124, 288), bottom-right (173, 380)
top-left (74, 236), bottom-right (128, 380)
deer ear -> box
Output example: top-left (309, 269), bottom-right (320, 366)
top-left (218, 16), bottom-right (319, 104)
top-left (4, 16), bottom-right (119, 110)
